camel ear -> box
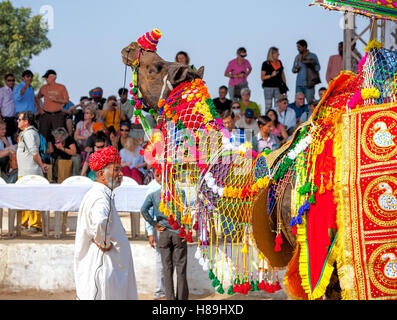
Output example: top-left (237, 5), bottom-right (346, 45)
top-left (121, 42), bottom-right (140, 67)
top-left (196, 66), bottom-right (204, 79)
top-left (168, 64), bottom-right (190, 86)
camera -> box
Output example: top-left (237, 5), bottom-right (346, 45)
top-left (111, 102), bottom-right (117, 107)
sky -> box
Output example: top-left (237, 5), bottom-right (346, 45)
top-left (10, 0), bottom-right (371, 108)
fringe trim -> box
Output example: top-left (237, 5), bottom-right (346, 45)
top-left (333, 115), bottom-right (354, 300)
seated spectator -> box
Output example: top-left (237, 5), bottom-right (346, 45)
top-left (74, 105), bottom-right (96, 151)
top-left (72, 96), bottom-right (96, 129)
top-left (252, 116), bottom-right (278, 153)
top-left (221, 110), bottom-right (247, 147)
top-left (235, 108), bottom-right (259, 135)
top-left (84, 122), bottom-right (110, 152)
top-left (81, 133), bottom-right (107, 180)
top-left (300, 99), bottom-right (318, 124)
top-left (62, 100), bottom-right (76, 136)
top-left (272, 94), bottom-right (296, 136)
top-left (213, 86), bottom-right (232, 115)
top-left (288, 92), bottom-right (308, 125)
top-left (119, 121), bottom-right (132, 150)
top-left (49, 127), bottom-right (81, 179)
top-left (0, 120), bottom-right (16, 175)
top-left (231, 101), bottom-right (242, 121)
top-left (107, 125), bottom-right (121, 151)
top-left (239, 88), bottom-right (261, 118)
top-left (318, 87), bottom-right (327, 100)
top-left (120, 136), bottom-right (146, 185)
top-left (101, 95), bottom-right (126, 131)
top-left (265, 109), bottom-right (289, 146)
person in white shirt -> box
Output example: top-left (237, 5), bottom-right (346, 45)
top-left (272, 94), bottom-right (296, 136)
top-left (74, 146), bottom-right (138, 300)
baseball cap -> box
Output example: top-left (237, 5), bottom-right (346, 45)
top-left (42, 69), bottom-right (57, 78)
top-left (244, 108), bottom-right (254, 118)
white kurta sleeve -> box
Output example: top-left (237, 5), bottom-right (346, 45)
top-left (89, 198), bottom-right (113, 249)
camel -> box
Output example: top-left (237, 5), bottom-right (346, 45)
top-left (122, 32), bottom-right (397, 300)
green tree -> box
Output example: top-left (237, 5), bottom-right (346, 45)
top-left (0, 0), bottom-right (51, 88)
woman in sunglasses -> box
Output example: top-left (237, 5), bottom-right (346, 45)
top-left (224, 47), bottom-right (252, 101)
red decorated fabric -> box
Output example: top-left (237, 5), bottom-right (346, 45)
top-left (89, 146), bottom-right (121, 171)
top-left (307, 138), bottom-right (337, 292)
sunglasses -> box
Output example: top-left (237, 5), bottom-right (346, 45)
top-left (240, 54), bottom-right (247, 58)
top-left (95, 144), bottom-right (105, 149)
top-left (120, 129), bottom-right (130, 132)
top-left (6, 79), bottom-right (15, 82)
top-left (17, 118), bottom-right (25, 121)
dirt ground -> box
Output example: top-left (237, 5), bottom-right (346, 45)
top-left (0, 289), bottom-right (287, 300)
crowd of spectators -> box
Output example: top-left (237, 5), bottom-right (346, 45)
top-left (0, 69), bottom-right (153, 185)
top-left (0, 39), bottom-right (360, 182)
top-left (214, 39), bottom-right (361, 154)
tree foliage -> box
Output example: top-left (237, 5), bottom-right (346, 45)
top-left (0, 0), bottom-right (51, 87)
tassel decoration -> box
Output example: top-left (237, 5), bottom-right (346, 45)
top-left (326, 171), bottom-right (334, 190)
top-left (319, 174), bottom-right (325, 194)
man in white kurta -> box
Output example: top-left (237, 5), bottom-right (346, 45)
top-left (74, 146), bottom-right (138, 300)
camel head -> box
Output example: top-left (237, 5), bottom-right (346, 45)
top-left (121, 33), bottom-right (204, 109)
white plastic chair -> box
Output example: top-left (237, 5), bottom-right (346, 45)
top-left (121, 176), bottom-right (139, 186)
top-left (55, 176), bottom-right (93, 238)
top-left (10, 175), bottom-right (50, 238)
top-left (0, 177), bottom-right (6, 238)
top-left (61, 176), bottom-right (94, 185)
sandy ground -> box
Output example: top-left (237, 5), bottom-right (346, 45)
top-left (0, 289), bottom-right (287, 300)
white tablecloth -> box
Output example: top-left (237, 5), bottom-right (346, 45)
top-left (0, 184), bottom-right (149, 212)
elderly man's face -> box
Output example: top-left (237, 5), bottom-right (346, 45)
top-left (100, 163), bottom-right (123, 189)
top-left (295, 93), bottom-right (305, 107)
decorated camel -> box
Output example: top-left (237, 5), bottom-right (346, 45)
top-left (122, 29), bottom-right (397, 300)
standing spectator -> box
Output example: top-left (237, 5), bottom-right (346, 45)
top-left (48, 127), bottom-right (81, 178)
top-left (14, 70), bottom-right (36, 115)
top-left (101, 95), bottom-right (126, 132)
top-left (36, 69), bottom-right (69, 141)
top-left (252, 116), bottom-right (278, 153)
top-left (224, 47), bottom-right (252, 101)
top-left (0, 73), bottom-right (17, 143)
top-left (0, 120), bottom-right (15, 176)
top-left (140, 175), bottom-right (189, 300)
top-left (265, 109), bottom-right (289, 146)
top-left (300, 99), bottom-right (318, 124)
top-left (74, 105), bottom-right (96, 151)
top-left (272, 94), bottom-right (296, 136)
top-left (175, 51), bottom-right (196, 71)
top-left (292, 40), bottom-right (321, 104)
top-left (120, 136), bottom-right (146, 185)
top-left (239, 88), bottom-right (261, 118)
top-left (89, 87), bottom-right (106, 110)
top-left (16, 111), bottom-right (48, 232)
top-left (118, 88), bottom-right (133, 122)
top-left (80, 133), bottom-right (107, 179)
top-left (212, 86), bottom-right (232, 115)
top-left (288, 92), bottom-right (308, 124)
top-left (143, 167), bottom-right (166, 300)
top-left (261, 47), bottom-right (287, 113)
top-left (235, 108), bottom-right (259, 135)
top-left (326, 42), bottom-right (343, 83)
top-left (318, 87), bottom-right (327, 100)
